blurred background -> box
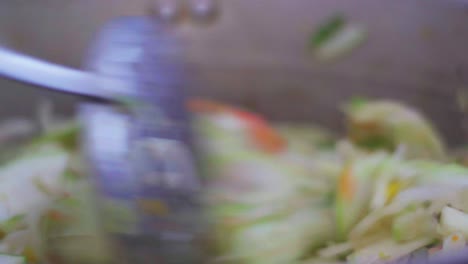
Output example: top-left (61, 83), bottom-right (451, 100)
top-left (0, 0), bottom-right (466, 145)
top-left (0, 1), bottom-right (467, 263)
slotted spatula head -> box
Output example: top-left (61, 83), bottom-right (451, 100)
top-left (79, 16), bottom-right (203, 263)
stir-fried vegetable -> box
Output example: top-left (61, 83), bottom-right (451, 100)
top-left (345, 100), bottom-right (446, 160)
top-left (193, 98), bottom-right (467, 264)
top-left (0, 254), bottom-right (25, 264)
top-left (0, 113), bottom-right (111, 263)
top-left (309, 14), bottom-right (367, 62)
top-left (439, 206), bottom-right (468, 238)
top-left (0, 97), bottom-right (465, 263)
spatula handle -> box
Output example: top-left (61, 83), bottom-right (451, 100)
top-left (0, 46), bottom-right (126, 101)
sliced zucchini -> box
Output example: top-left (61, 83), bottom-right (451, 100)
top-left (0, 254), bottom-right (25, 264)
top-left (439, 206), bottom-right (468, 238)
top-left (314, 24), bottom-right (367, 61)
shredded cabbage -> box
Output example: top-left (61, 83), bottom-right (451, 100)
top-left (0, 98), bottom-right (465, 263)
top-left (194, 98), bottom-right (467, 264)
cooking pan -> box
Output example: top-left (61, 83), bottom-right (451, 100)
top-left (0, 0), bottom-right (467, 263)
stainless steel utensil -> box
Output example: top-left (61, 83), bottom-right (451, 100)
top-left (0, 47), bottom-right (123, 101)
top-left (0, 15), bottom-right (202, 263)
top-left (80, 16), bottom-right (202, 263)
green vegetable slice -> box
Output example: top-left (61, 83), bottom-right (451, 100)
top-left (0, 254), bottom-right (25, 264)
top-left (311, 14), bottom-right (346, 48)
top-left (1, 214), bottom-right (27, 234)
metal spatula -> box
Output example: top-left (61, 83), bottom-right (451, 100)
top-left (0, 16), bottom-right (202, 264)
top-left (80, 16), bottom-right (202, 264)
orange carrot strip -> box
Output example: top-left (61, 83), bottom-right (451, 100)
top-left (249, 122), bottom-right (286, 154)
top-left (338, 163), bottom-right (355, 200)
top-left (189, 98), bottom-right (286, 153)
top-left (188, 98), bottom-right (232, 113)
